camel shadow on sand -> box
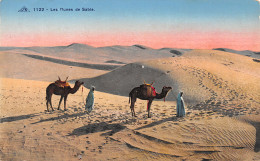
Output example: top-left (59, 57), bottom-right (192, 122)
top-left (68, 122), bottom-right (126, 136)
top-left (31, 111), bottom-right (87, 124)
top-left (0, 113), bottom-right (39, 123)
top-left (68, 115), bottom-right (181, 138)
top-left (135, 116), bottom-right (179, 131)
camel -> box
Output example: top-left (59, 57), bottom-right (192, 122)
top-left (129, 84), bottom-right (172, 118)
top-left (46, 78), bottom-right (84, 112)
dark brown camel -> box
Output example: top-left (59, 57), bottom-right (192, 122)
top-left (129, 84), bottom-right (172, 118)
top-left (46, 79), bottom-right (84, 112)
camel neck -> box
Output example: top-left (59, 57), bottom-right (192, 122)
top-left (156, 90), bottom-right (168, 99)
top-left (70, 84), bottom-right (80, 94)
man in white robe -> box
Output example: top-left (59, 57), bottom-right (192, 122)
top-left (177, 91), bottom-right (185, 117)
top-left (85, 86), bottom-right (95, 113)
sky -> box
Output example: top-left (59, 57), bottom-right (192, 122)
top-left (0, 0), bottom-right (259, 50)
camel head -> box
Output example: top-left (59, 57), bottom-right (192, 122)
top-left (75, 80), bottom-right (84, 87)
top-left (162, 86), bottom-right (172, 100)
top-left (162, 86), bottom-right (172, 93)
top-left (155, 86), bottom-right (172, 100)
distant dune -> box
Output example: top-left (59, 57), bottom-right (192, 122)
top-left (213, 48), bottom-right (260, 59)
top-left (0, 44), bottom-right (188, 66)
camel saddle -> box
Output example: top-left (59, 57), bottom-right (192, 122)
top-left (55, 80), bottom-right (70, 88)
top-left (140, 84), bottom-right (157, 97)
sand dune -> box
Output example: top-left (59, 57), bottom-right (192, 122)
top-left (0, 46), bottom-right (259, 160)
top-left (0, 52), bottom-right (108, 81)
top-left (0, 44), bottom-right (188, 66)
top-left (79, 62), bottom-right (175, 98)
top-left (213, 48), bottom-right (260, 59)
top-left (81, 49), bottom-right (259, 105)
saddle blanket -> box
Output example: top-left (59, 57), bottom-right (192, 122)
top-left (55, 80), bottom-right (70, 88)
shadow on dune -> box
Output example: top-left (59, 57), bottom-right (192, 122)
top-left (169, 50), bottom-right (182, 56)
top-left (0, 113), bottom-right (39, 123)
top-left (31, 111), bottom-right (87, 124)
top-left (134, 113), bottom-right (260, 153)
top-left (248, 121), bottom-right (260, 152)
top-left (253, 59), bottom-right (260, 63)
top-left (77, 63), bottom-right (178, 100)
top-left (105, 60), bottom-right (126, 64)
top-left (23, 54), bottom-right (121, 71)
top-left (69, 122), bottom-right (126, 136)
top-left (133, 44), bottom-right (147, 50)
top-left (135, 116), bottom-right (178, 131)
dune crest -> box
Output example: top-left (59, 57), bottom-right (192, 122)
top-left (81, 49), bottom-right (259, 107)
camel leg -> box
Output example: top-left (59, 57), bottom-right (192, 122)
top-left (46, 92), bottom-right (52, 112)
top-left (130, 97), bottom-right (137, 117)
top-left (64, 95), bottom-right (68, 111)
top-left (57, 95), bottom-right (64, 110)
top-left (147, 99), bottom-right (153, 118)
top-left (46, 92), bottom-right (50, 112)
top-left (46, 93), bottom-right (54, 111)
top-left (49, 95), bottom-right (54, 111)
top-left (131, 103), bottom-right (136, 117)
top-left (46, 98), bottom-right (50, 112)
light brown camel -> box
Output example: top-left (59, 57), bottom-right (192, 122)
top-left (46, 78), bottom-right (84, 112)
top-left (129, 84), bottom-right (172, 118)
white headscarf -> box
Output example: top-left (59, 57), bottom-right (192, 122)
top-left (85, 86), bottom-right (95, 113)
top-left (177, 91), bottom-right (185, 117)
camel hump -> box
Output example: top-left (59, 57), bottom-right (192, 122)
top-left (140, 82), bottom-right (153, 88)
top-left (140, 84), bottom-right (156, 97)
top-left (55, 80), bottom-right (70, 88)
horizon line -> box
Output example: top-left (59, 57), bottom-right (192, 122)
top-left (0, 43), bottom-right (258, 52)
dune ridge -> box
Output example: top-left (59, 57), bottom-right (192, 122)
top-left (213, 48), bottom-right (260, 59)
top-left (0, 44), bottom-right (188, 66)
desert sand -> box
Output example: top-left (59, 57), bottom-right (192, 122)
top-left (0, 46), bottom-right (259, 161)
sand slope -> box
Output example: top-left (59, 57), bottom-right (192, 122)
top-left (81, 49), bottom-right (259, 106)
top-left (0, 78), bottom-right (259, 161)
top-left (0, 52), bottom-right (108, 81)
top-left (0, 48), bottom-right (259, 160)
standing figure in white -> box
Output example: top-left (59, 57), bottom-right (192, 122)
top-left (177, 91), bottom-right (185, 117)
top-left (85, 86), bottom-right (95, 113)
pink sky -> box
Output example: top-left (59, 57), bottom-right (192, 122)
top-left (1, 0), bottom-right (259, 51)
top-left (2, 30), bottom-right (260, 51)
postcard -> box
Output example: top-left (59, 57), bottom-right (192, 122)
top-left (0, 0), bottom-right (259, 160)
